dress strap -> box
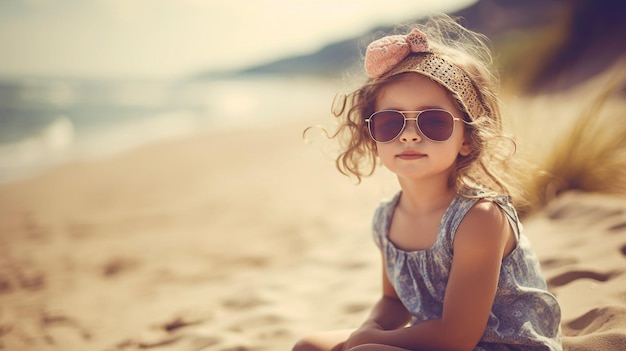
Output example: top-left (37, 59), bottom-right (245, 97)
top-left (490, 195), bottom-right (522, 242)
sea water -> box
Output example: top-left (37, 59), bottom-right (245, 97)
top-left (0, 75), bottom-right (338, 183)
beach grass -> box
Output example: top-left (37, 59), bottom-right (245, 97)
top-left (502, 68), bottom-right (626, 216)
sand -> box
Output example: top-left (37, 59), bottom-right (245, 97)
top-left (0, 103), bottom-right (625, 350)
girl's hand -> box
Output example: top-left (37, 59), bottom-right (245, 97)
top-left (343, 321), bottom-right (383, 350)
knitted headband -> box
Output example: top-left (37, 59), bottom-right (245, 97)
top-left (364, 28), bottom-right (486, 121)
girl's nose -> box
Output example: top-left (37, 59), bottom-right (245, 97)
top-left (400, 120), bottom-right (422, 142)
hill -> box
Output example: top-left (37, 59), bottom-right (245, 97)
top-left (196, 0), bottom-right (626, 93)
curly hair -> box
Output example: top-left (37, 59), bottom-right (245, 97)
top-left (326, 15), bottom-right (528, 209)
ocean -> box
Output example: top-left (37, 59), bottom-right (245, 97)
top-left (0, 75), bottom-right (339, 183)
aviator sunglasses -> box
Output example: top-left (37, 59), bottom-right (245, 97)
top-left (365, 109), bottom-right (462, 143)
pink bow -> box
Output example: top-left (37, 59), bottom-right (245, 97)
top-left (364, 28), bottom-right (430, 79)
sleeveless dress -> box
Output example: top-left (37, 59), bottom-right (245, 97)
top-left (372, 191), bottom-right (562, 351)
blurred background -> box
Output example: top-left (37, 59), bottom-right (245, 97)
top-left (0, 0), bottom-right (470, 182)
top-left (2, 1), bottom-right (626, 350)
top-left (2, 0), bottom-right (624, 184)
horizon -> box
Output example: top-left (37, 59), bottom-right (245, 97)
top-left (0, 0), bottom-right (475, 80)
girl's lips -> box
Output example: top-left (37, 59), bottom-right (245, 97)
top-left (396, 151), bottom-right (426, 159)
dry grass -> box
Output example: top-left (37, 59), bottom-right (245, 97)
top-left (505, 69), bottom-right (626, 215)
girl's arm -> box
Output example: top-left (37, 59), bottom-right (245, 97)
top-left (349, 200), bottom-right (513, 351)
top-left (343, 252), bottom-right (412, 348)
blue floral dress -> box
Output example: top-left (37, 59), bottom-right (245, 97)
top-left (372, 191), bottom-right (562, 351)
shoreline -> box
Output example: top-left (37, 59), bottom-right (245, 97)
top-left (0, 75), bottom-right (341, 186)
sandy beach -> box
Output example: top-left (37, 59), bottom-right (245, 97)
top-left (1, 89), bottom-right (626, 351)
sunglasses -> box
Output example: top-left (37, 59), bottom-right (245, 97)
top-left (365, 109), bottom-right (461, 143)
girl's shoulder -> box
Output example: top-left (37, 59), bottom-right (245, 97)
top-left (455, 188), bottom-right (522, 242)
top-left (458, 188), bottom-right (517, 217)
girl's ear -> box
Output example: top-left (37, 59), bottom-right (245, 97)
top-left (459, 137), bottom-right (472, 157)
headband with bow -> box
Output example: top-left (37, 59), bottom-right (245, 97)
top-left (363, 28), bottom-right (486, 121)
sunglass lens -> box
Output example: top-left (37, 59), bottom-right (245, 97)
top-left (418, 110), bottom-right (454, 141)
top-left (370, 111), bottom-right (405, 142)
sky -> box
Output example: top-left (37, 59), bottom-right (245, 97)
top-left (0, 0), bottom-right (475, 79)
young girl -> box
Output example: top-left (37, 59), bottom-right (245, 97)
top-left (294, 16), bottom-right (562, 351)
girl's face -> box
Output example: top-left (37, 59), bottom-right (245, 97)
top-left (373, 73), bottom-right (471, 182)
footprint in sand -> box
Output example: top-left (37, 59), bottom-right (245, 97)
top-left (228, 314), bottom-right (285, 333)
top-left (0, 265), bottom-right (45, 293)
top-left (562, 306), bottom-right (626, 350)
top-left (548, 203), bottom-right (624, 222)
top-left (160, 317), bottom-right (205, 332)
top-left (40, 311), bottom-right (92, 343)
top-left (17, 269), bottom-right (46, 291)
top-left (547, 269), bottom-right (618, 288)
top-left (540, 257), bottom-right (578, 270)
top-left (101, 257), bottom-right (138, 277)
top-left (0, 275), bottom-right (13, 293)
top-left (609, 221), bottom-right (626, 232)
top-left (564, 305), bottom-right (626, 334)
top-left (342, 303), bottom-right (370, 314)
top-left (221, 294), bottom-right (268, 310)
top-left (113, 316), bottom-right (216, 350)
top-left (22, 213), bottom-right (48, 240)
